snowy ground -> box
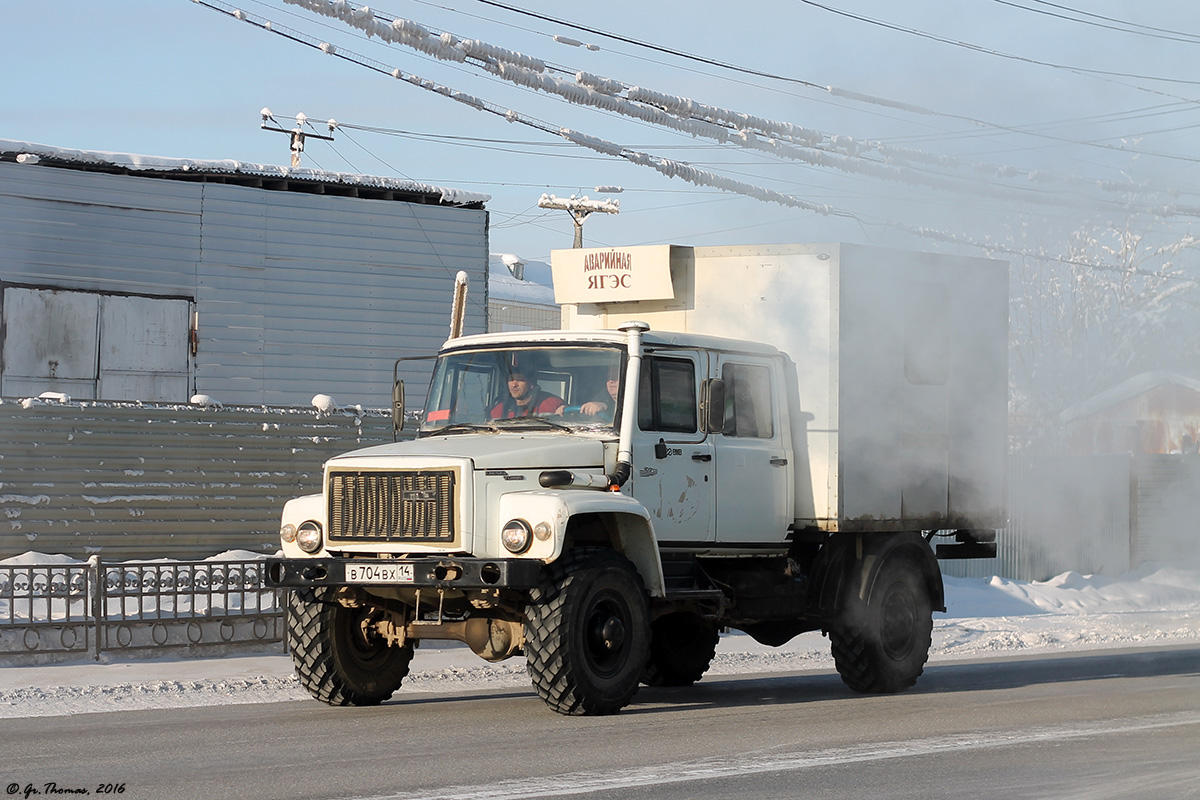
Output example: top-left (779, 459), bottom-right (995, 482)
top-left (1, 564), bottom-right (1197, 719)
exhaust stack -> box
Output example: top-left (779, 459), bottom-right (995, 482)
top-left (449, 271), bottom-right (469, 339)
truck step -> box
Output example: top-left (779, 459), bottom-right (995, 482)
top-left (667, 585), bottom-right (720, 597)
top-left (657, 587), bottom-right (726, 618)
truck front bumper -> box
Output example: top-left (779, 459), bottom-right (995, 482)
top-left (265, 556), bottom-right (544, 590)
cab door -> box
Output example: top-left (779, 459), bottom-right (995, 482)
top-left (714, 355), bottom-right (792, 543)
top-left (629, 351), bottom-right (714, 544)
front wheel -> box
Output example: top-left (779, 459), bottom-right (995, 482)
top-left (829, 557), bottom-right (932, 693)
top-left (287, 587), bottom-right (414, 706)
top-left (525, 548), bottom-right (650, 715)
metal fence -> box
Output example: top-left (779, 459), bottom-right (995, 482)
top-left (942, 453), bottom-right (1200, 582)
top-left (942, 454), bottom-right (1133, 582)
top-left (0, 557), bottom-right (282, 661)
top-left (0, 398), bottom-right (404, 560)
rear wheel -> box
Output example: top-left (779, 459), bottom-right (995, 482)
top-left (287, 587), bottom-right (414, 706)
top-left (829, 558), bottom-right (932, 693)
top-left (525, 548), bottom-right (650, 715)
top-left (642, 612), bottom-right (719, 687)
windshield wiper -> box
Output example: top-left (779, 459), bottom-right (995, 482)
top-left (496, 417), bottom-right (572, 432)
top-left (425, 422), bottom-right (501, 435)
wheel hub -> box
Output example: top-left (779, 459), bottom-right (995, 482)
top-left (591, 612), bottom-right (626, 652)
top-left (881, 586), bottom-right (916, 659)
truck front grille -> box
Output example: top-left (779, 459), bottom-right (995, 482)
top-left (327, 470), bottom-right (456, 543)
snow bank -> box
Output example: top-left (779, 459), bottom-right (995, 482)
top-left (0, 562), bottom-right (1196, 718)
top-left (0, 551), bottom-right (83, 567)
top-left (941, 564), bottom-right (1200, 617)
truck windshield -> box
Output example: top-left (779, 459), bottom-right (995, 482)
top-left (419, 346), bottom-right (625, 434)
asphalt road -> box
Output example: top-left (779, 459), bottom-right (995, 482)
top-left (4, 646), bottom-right (1199, 800)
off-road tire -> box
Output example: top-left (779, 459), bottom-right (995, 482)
top-left (525, 548), bottom-right (650, 715)
top-left (287, 587), bottom-right (414, 706)
top-left (641, 612), bottom-right (719, 687)
top-left (829, 558), bottom-right (932, 693)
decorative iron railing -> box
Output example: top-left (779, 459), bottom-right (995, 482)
top-left (0, 557), bottom-right (283, 660)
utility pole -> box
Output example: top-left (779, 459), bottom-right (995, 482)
top-left (538, 191), bottom-right (621, 248)
top-left (260, 109), bottom-right (336, 168)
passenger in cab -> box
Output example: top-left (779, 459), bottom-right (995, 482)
top-left (491, 370), bottom-right (564, 418)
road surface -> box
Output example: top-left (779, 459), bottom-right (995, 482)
top-left (4, 646), bottom-right (1198, 800)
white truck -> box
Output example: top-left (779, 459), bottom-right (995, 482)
top-left (266, 242), bottom-right (1008, 716)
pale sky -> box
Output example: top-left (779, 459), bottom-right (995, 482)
top-left (5, 0), bottom-right (1200, 265)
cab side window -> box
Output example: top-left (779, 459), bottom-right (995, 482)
top-left (722, 362), bottom-right (774, 438)
top-left (638, 356), bottom-right (697, 433)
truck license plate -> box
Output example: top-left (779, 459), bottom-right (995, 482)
top-left (345, 563), bottom-right (415, 584)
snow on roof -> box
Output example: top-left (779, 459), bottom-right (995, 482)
top-left (488, 254), bottom-right (556, 305)
top-left (0, 139), bottom-right (489, 207)
top-left (1060, 371), bottom-right (1200, 423)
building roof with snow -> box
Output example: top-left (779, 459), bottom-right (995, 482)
top-left (1059, 371), bottom-right (1200, 455)
top-left (487, 254), bottom-right (558, 332)
top-left (0, 139), bottom-right (489, 208)
top-left (1060, 371), bottom-right (1200, 423)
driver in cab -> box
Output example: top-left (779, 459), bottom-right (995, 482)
top-left (490, 370), bottom-right (564, 418)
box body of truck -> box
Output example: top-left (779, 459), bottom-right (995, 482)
top-left (556, 242), bottom-right (1008, 536)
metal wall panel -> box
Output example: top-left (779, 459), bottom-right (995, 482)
top-left (1133, 455), bottom-right (1200, 565)
top-left (488, 298), bottom-right (561, 332)
top-left (193, 184), bottom-right (486, 409)
top-left (0, 162), bottom-right (488, 410)
top-left (0, 399), bottom-right (407, 560)
top-left (0, 162), bottom-right (201, 296)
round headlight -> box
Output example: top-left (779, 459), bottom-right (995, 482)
top-left (280, 523), bottom-right (297, 544)
top-left (501, 519), bottom-right (532, 554)
top-left (296, 521), bottom-right (323, 554)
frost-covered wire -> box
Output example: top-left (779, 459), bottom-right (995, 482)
top-left (279, 0), bottom-right (1200, 214)
top-left (196, 1), bottom-right (1200, 274)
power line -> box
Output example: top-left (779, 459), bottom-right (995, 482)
top-left (992, 0), bottom-right (1200, 44)
top-left (796, 0), bottom-right (1200, 87)
top-left (261, 0), bottom-right (1200, 186)
top-left (468, 0), bottom-right (827, 91)
top-left (467, 0), bottom-right (1200, 149)
top-left (195, 1), bottom-right (1200, 279)
top-left (276, 0), bottom-right (1200, 213)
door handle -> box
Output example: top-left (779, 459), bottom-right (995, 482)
top-left (770, 457), bottom-right (788, 466)
top-left (692, 453), bottom-right (712, 462)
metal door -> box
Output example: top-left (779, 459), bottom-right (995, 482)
top-left (629, 351), bottom-right (714, 544)
top-left (0, 286), bottom-right (100, 399)
top-left (0, 286), bottom-right (191, 402)
top-left (97, 294), bottom-right (191, 401)
top-left (714, 354), bottom-right (793, 543)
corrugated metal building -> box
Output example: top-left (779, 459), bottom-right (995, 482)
top-left (1056, 372), bottom-right (1200, 572)
top-left (1059, 371), bottom-right (1200, 456)
top-left (0, 140), bottom-right (489, 559)
top-left (487, 254), bottom-right (559, 332)
top-left (944, 372), bottom-right (1200, 581)
top-left (0, 140), bottom-right (490, 410)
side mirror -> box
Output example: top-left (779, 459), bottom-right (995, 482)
top-left (699, 378), bottom-right (725, 435)
top-left (392, 379), bottom-right (406, 437)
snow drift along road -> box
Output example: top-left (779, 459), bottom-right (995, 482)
top-left (0, 564), bottom-right (1197, 718)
